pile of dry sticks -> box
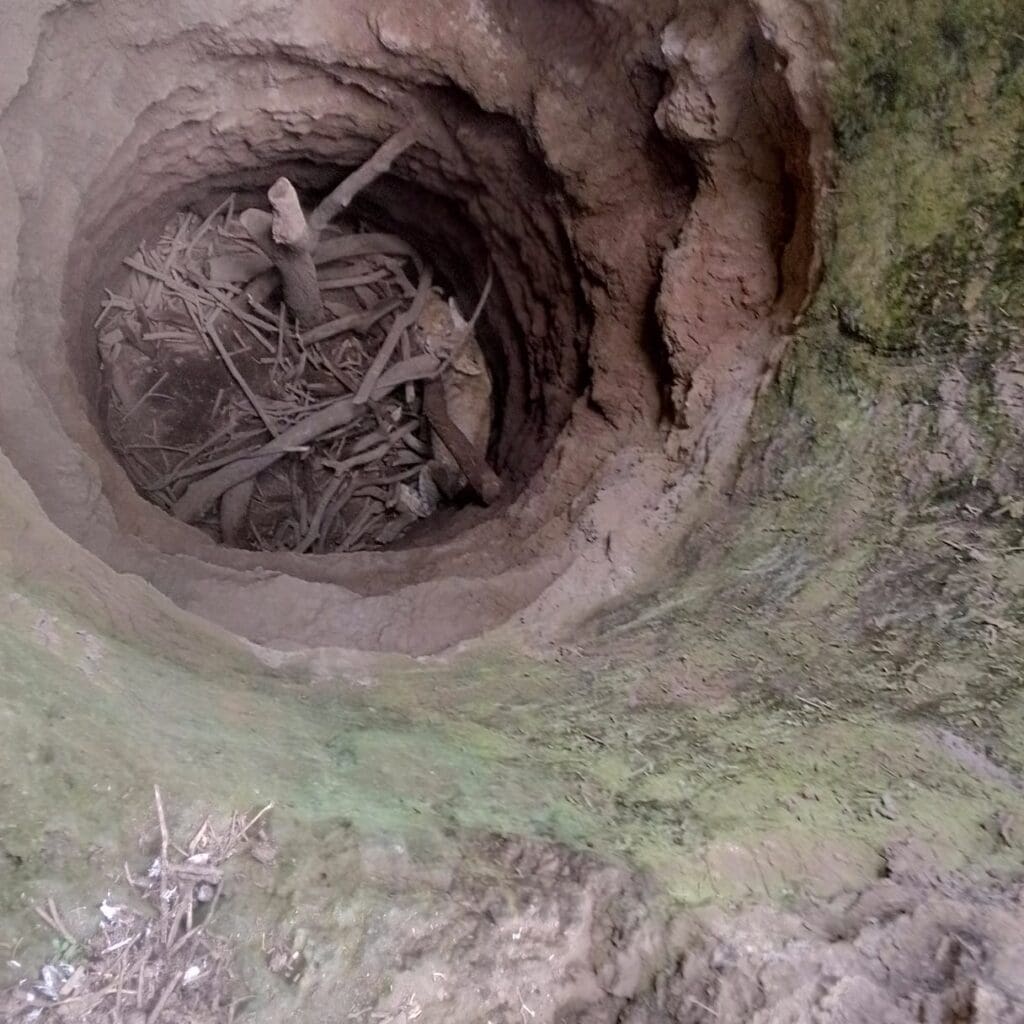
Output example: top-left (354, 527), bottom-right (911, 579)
top-left (1, 789), bottom-right (272, 1023)
top-left (97, 128), bottom-right (499, 553)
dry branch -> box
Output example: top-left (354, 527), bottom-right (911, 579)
top-left (423, 379), bottom-right (502, 504)
top-left (308, 127), bottom-right (419, 239)
top-left (172, 355), bottom-right (441, 522)
top-left (240, 200), bottom-right (325, 327)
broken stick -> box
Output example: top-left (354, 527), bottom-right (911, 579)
top-left (240, 181), bottom-right (326, 328)
top-left (171, 355), bottom-right (441, 522)
top-left (307, 127), bottom-right (419, 240)
top-left (422, 379), bottom-right (502, 505)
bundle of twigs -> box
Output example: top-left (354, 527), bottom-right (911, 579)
top-left (0, 790), bottom-right (272, 1023)
top-left (97, 129), bottom-right (498, 553)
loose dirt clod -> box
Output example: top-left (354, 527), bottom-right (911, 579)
top-left (98, 135), bottom-right (497, 553)
top-left (0, 789), bottom-right (273, 1023)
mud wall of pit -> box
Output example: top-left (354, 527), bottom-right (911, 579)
top-left (0, 0), bottom-right (831, 655)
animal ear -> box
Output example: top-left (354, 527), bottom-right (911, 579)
top-left (448, 297), bottom-right (470, 333)
top-left (453, 353), bottom-right (483, 377)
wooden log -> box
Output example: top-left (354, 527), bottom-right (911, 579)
top-left (240, 186), bottom-right (326, 328)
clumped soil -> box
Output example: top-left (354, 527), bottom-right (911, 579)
top-left (617, 845), bottom-right (1024, 1024)
top-left (5, 822), bottom-right (1023, 1024)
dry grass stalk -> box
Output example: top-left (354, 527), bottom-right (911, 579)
top-left (0, 791), bottom-right (274, 1023)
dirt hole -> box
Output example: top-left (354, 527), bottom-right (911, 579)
top-left (0, 0), bottom-right (828, 651)
top-left (96, 153), bottom-right (503, 554)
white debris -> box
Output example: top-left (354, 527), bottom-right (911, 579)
top-left (36, 964), bottom-right (63, 1001)
top-left (396, 482), bottom-right (433, 519)
top-left (100, 898), bottom-right (124, 921)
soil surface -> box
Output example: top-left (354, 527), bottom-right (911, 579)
top-left (2, 0), bottom-right (1024, 1023)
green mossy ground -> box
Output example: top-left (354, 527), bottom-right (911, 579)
top-left (830, 0), bottom-right (1024, 355)
top-left (3, 0), bottom-right (1024, 995)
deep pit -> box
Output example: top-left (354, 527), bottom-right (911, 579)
top-left (0, 0), bottom-right (830, 655)
top-left (79, 111), bottom-right (596, 559)
top-left (94, 172), bottom-right (510, 554)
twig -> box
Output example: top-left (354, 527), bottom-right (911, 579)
top-left (102, 932), bottom-right (141, 956)
top-left (227, 994), bottom-right (254, 1024)
top-left (298, 425), bottom-right (418, 551)
top-left (183, 194), bottom-right (234, 262)
top-left (234, 802), bottom-right (275, 845)
top-left (302, 297), bottom-right (403, 346)
top-left (46, 898), bottom-right (77, 946)
top-left (123, 255), bottom-right (275, 353)
top-left (687, 996), bottom-right (719, 1017)
top-left (353, 265), bottom-right (433, 405)
top-left (295, 476), bottom-right (351, 554)
top-left (437, 264), bottom-right (495, 374)
top-left (121, 372), bottom-right (170, 421)
top-left (339, 499), bottom-right (376, 551)
top-left (308, 128), bottom-right (419, 238)
top-left (423, 378), bottom-right (501, 504)
top-left (145, 968), bottom-right (183, 1024)
top-left (794, 693), bottom-right (832, 711)
top-left (136, 949), bottom-right (148, 1009)
top-left (115, 948), bottom-right (131, 1017)
top-left (168, 923), bottom-right (205, 957)
top-left (185, 301), bottom-right (278, 436)
top-left (148, 428), bottom-right (270, 490)
top-left (154, 785), bottom-right (170, 903)
top-left (319, 268), bottom-right (390, 290)
top-left (322, 421), bottom-right (419, 475)
top-left (32, 902), bottom-right (76, 946)
top-left (171, 355), bottom-right (440, 521)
